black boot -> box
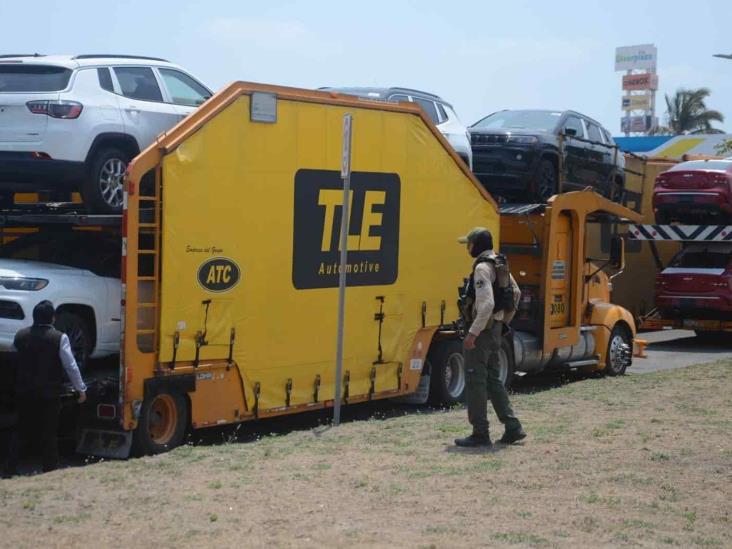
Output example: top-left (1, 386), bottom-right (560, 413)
top-left (454, 433), bottom-right (492, 447)
top-left (499, 427), bottom-right (527, 444)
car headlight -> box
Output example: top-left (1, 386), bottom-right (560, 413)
top-left (507, 135), bottom-right (539, 144)
top-left (0, 277), bottom-right (49, 291)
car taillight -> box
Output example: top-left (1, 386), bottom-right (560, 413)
top-left (710, 173), bottom-right (730, 187)
top-left (655, 278), bottom-right (667, 287)
top-left (26, 100), bottom-right (83, 119)
top-left (655, 175), bottom-right (668, 188)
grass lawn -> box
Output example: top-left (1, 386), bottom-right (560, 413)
top-left (1, 361), bottom-right (730, 548)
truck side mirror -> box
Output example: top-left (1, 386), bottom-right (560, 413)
top-left (564, 128), bottom-right (577, 137)
top-left (609, 235), bottom-right (625, 270)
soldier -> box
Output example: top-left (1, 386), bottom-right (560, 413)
top-left (455, 227), bottom-right (526, 447)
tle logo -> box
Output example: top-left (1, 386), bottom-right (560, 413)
top-left (293, 169), bottom-right (400, 289)
top-left (198, 257), bottom-right (241, 292)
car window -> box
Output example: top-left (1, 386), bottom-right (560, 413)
top-left (603, 129), bottom-right (615, 146)
top-left (113, 67), bottom-right (163, 102)
top-left (670, 250), bottom-right (729, 268)
top-left (436, 102), bottom-right (448, 123)
top-left (158, 68), bottom-right (210, 107)
top-left (563, 116), bottom-right (584, 138)
top-left (586, 122), bottom-right (603, 142)
top-left (0, 65), bottom-right (72, 92)
top-left (97, 68), bottom-right (114, 93)
top-left (472, 110), bottom-right (562, 132)
top-left (413, 98), bottom-right (440, 124)
top-left (388, 94), bottom-right (410, 103)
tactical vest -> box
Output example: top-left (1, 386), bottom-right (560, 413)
top-left (458, 253), bottom-right (515, 324)
top-left (13, 325), bottom-right (65, 398)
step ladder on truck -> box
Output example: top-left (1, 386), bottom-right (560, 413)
top-left (629, 223), bottom-right (732, 335)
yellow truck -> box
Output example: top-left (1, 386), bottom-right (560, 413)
top-left (69, 82), bottom-right (642, 457)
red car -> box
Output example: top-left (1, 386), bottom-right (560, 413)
top-left (653, 159), bottom-right (732, 224)
top-left (655, 243), bottom-right (732, 319)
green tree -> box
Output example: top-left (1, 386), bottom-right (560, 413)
top-left (665, 88), bottom-right (724, 134)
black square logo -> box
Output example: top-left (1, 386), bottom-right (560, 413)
top-left (293, 169), bottom-right (400, 289)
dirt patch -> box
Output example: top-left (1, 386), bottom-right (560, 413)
top-left (1, 362), bottom-right (731, 548)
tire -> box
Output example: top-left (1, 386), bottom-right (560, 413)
top-left (132, 390), bottom-right (187, 455)
top-left (54, 311), bottom-right (92, 374)
top-left (536, 159), bottom-right (557, 202)
top-left (610, 178), bottom-right (626, 204)
top-left (498, 335), bottom-right (516, 390)
top-left (605, 324), bottom-right (632, 376)
top-left (82, 147), bottom-right (130, 214)
top-left (428, 340), bottom-right (466, 405)
top-left (428, 336), bottom-right (515, 405)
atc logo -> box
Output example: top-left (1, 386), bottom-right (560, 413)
top-left (197, 257), bottom-right (241, 292)
top-left (293, 169), bottom-right (400, 289)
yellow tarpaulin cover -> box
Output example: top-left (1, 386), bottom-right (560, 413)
top-left (156, 91), bottom-right (499, 412)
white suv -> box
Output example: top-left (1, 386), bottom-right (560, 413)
top-left (319, 87), bottom-right (473, 170)
top-left (0, 54), bottom-right (212, 213)
top-left (0, 230), bottom-right (121, 370)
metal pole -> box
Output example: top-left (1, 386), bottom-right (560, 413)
top-left (334, 114), bottom-right (353, 426)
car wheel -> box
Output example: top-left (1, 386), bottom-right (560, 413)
top-left (132, 390), bottom-right (187, 455)
top-left (428, 339), bottom-right (466, 405)
top-left (610, 179), bottom-right (626, 204)
top-left (83, 147), bottom-right (129, 214)
top-left (605, 324), bottom-right (632, 376)
top-left (54, 311), bottom-right (92, 373)
top-left (537, 159), bottom-right (557, 202)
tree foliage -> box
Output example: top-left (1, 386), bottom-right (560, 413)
top-left (665, 88), bottom-right (724, 134)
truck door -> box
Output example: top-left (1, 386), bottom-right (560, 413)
top-left (547, 212), bottom-right (572, 329)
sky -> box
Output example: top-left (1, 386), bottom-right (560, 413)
top-left (2, 0), bottom-right (731, 134)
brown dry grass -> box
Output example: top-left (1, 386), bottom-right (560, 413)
top-left (1, 361), bottom-right (731, 548)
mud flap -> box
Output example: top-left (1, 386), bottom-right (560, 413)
top-left (393, 374), bottom-right (431, 405)
top-left (76, 429), bottom-right (133, 459)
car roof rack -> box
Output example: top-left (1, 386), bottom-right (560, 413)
top-left (72, 54), bottom-right (169, 62)
top-left (0, 53), bottom-right (45, 58)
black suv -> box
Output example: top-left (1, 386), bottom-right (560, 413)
top-left (469, 109), bottom-right (625, 202)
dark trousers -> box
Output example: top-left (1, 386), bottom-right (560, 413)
top-left (464, 322), bottom-right (521, 437)
top-left (4, 395), bottom-right (61, 475)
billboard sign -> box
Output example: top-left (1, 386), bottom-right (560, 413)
top-left (621, 115), bottom-right (657, 133)
top-left (622, 73), bottom-right (658, 91)
top-left (622, 95), bottom-right (652, 111)
top-left (615, 44), bottom-right (657, 71)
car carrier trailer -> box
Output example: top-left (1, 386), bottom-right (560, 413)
top-left (0, 82), bottom-right (644, 458)
top-left (629, 223), bottom-right (732, 334)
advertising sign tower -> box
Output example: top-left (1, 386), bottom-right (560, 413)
top-left (615, 44), bottom-right (658, 136)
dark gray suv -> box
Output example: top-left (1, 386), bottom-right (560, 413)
top-left (469, 109), bottom-right (625, 202)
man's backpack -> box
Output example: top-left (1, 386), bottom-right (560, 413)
top-left (457, 253), bottom-right (516, 324)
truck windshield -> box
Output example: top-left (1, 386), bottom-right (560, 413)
top-left (472, 110), bottom-right (562, 132)
top-left (670, 250), bottom-right (729, 269)
top-left (0, 65), bottom-right (72, 92)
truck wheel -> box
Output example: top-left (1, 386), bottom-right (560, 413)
top-left (537, 159), bottom-right (557, 202)
top-left (429, 340), bottom-right (466, 405)
top-left (498, 336), bottom-right (516, 390)
top-left (133, 390), bottom-right (187, 455)
top-left (82, 147), bottom-right (129, 214)
top-left (54, 312), bottom-right (92, 373)
top-left (605, 325), bottom-right (632, 376)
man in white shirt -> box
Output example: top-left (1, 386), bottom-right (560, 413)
top-left (3, 301), bottom-right (86, 477)
top-left (455, 228), bottom-right (526, 448)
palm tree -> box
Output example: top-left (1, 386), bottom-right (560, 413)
top-left (665, 88), bottom-right (724, 134)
